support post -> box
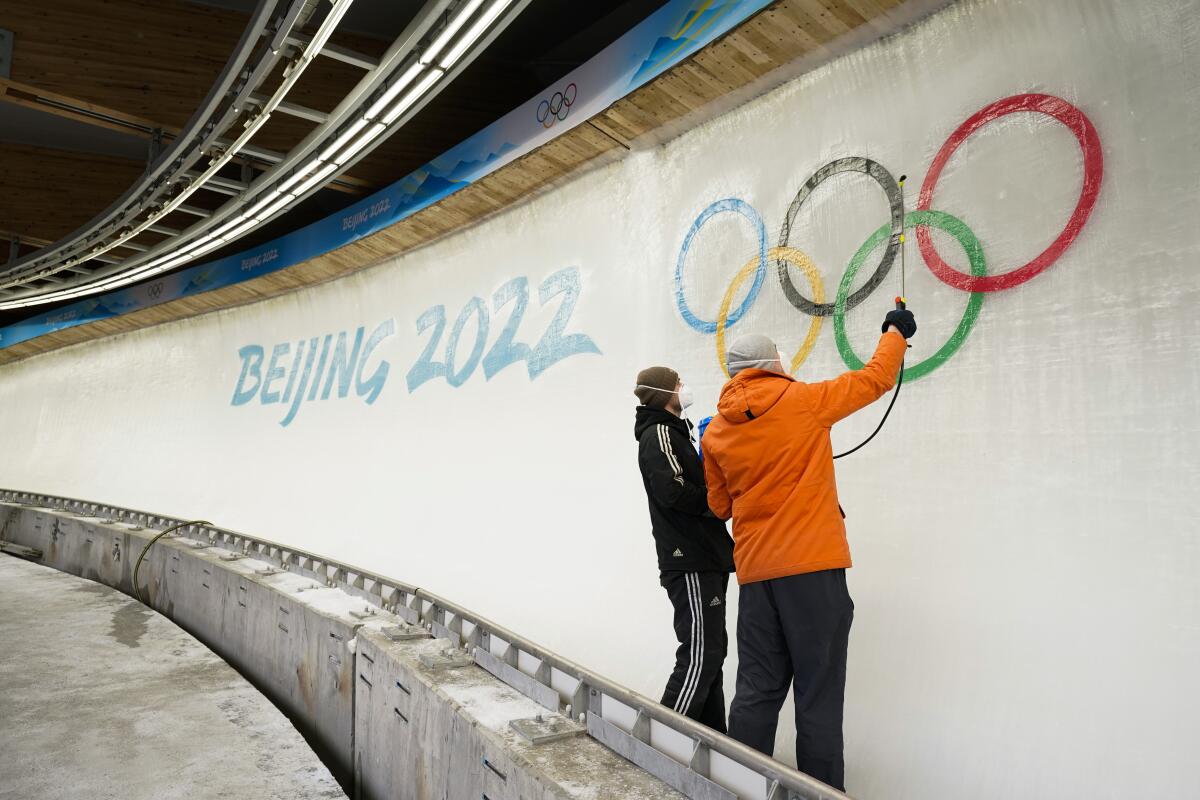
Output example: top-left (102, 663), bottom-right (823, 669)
top-left (146, 128), bottom-right (164, 169)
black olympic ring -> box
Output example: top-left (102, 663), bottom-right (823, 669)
top-left (777, 156), bottom-right (904, 317)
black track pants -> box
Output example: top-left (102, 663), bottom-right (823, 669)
top-left (728, 569), bottom-right (853, 791)
top-left (660, 570), bottom-right (730, 733)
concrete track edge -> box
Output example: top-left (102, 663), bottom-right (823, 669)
top-left (0, 495), bottom-right (848, 800)
top-left (0, 501), bottom-right (687, 799)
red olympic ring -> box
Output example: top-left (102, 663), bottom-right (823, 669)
top-left (916, 93), bottom-right (1103, 292)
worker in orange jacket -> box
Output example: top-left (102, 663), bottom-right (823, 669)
top-left (701, 307), bottom-right (915, 791)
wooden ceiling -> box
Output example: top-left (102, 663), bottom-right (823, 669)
top-left (0, 0), bottom-right (395, 250)
top-left (0, 143), bottom-right (147, 246)
top-left (0, 0), bottom-right (670, 278)
top-left (0, 0), bottom-right (936, 365)
top-left (6, 1), bottom-right (245, 130)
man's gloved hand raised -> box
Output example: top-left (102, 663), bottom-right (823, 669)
top-left (882, 308), bottom-right (917, 339)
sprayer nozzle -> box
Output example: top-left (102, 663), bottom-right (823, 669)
top-left (899, 174), bottom-right (907, 184)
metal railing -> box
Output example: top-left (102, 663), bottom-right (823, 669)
top-left (0, 488), bottom-right (849, 800)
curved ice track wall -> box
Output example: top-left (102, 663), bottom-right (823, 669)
top-left (0, 492), bottom-right (840, 800)
top-left (1, 0), bottom-right (1198, 797)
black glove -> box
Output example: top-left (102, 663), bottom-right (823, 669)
top-left (882, 308), bottom-right (917, 339)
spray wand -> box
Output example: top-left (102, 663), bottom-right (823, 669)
top-left (832, 173), bottom-right (908, 459)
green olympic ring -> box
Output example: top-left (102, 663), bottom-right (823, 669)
top-left (834, 210), bottom-right (985, 382)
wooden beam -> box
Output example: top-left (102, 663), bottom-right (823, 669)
top-left (2, 0), bottom-right (380, 187)
top-left (0, 77), bottom-right (368, 194)
top-left (3, 0), bottom-right (244, 131)
top-left (0, 230), bottom-right (54, 248)
top-left (0, 77), bottom-right (169, 139)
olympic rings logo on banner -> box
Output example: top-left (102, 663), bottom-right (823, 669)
top-left (536, 83), bottom-right (577, 128)
top-left (674, 92), bottom-right (1104, 382)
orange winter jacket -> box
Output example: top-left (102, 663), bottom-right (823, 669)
top-left (702, 332), bottom-right (907, 584)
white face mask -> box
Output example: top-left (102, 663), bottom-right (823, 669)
top-left (635, 383), bottom-right (693, 411)
top-left (677, 384), bottom-right (694, 410)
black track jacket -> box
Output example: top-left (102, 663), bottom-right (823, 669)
top-left (634, 406), bottom-right (735, 574)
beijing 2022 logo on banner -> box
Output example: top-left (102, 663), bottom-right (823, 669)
top-left (674, 92), bottom-right (1103, 382)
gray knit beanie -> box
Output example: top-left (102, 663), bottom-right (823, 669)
top-left (727, 334), bottom-right (781, 376)
top-left (634, 366), bottom-right (679, 408)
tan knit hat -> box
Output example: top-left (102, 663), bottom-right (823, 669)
top-left (634, 366), bottom-right (679, 408)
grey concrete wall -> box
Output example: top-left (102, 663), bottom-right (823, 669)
top-left (0, 502), bottom-right (681, 800)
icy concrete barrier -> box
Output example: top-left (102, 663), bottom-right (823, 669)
top-left (0, 491), bottom-right (847, 800)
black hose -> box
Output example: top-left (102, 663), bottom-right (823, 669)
top-left (132, 519), bottom-right (212, 603)
top-left (833, 361), bottom-right (903, 460)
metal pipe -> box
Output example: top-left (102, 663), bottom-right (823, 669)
top-left (131, 519), bottom-right (213, 603)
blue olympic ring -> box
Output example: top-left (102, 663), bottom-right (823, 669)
top-left (674, 197), bottom-right (768, 334)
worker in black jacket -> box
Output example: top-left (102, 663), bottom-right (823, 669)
top-left (634, 365), bottom-right (735, 732)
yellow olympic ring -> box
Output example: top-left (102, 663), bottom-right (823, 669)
top-left (716, 246), bottom-right (826, 379)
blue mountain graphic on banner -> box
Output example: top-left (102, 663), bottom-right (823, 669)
top-left (98, 294), bottom-right (139, 314)
top-left (429, 142), bottom-right (518, 184)
top-left (394, 171), bottom-right (465, 208)
top-left (395, 142), bottom-right (519, 207)
top-left (628, 1), bottom-right (739, 87)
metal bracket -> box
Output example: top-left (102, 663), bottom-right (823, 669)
top-left (586, 712), bottom-right (736, 800)
top-left (474, 647), bottom-right (559, 712)
top-left (418, 649), bottom-right (474, 671)
top-left (382, 622), bottom-right (431, 642)
top-left (147, 128), bottom-right (164, 169)
top-left (509, 714), bottom-right (584, 746)
top-left (430, 619), bottom-right (462, 647)
top-left (766, 781), bottom-right (807, 800)
top-left (393, 592), bottom-right (422, 625)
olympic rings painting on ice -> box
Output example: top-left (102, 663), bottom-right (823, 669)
top-left (674, 92), bottom-right (1104, 381)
